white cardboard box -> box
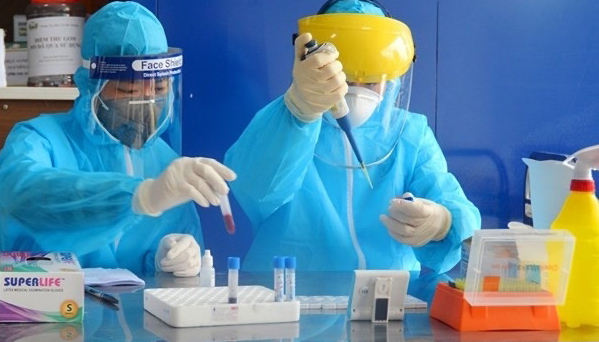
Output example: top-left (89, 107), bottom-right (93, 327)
top-left (4, 43), bottom-right (28, 86)
top-left (13, 15), bottom-right (27, 43)
top-left (0, 252), bottom-right (84, 323)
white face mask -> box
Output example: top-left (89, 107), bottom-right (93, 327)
top-left (344, 86), bottom-right (383, 128)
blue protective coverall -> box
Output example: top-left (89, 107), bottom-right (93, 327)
top-left (225, 0), bottom-right (480, 273)
top-left (225, 97), bottom-right (480, 273)
top-left (0, 2), bottom-right (202, 275)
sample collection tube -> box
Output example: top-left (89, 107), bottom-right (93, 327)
top-left (219, 193), bottom-right (236, 234)
top-left (273, 256), bottom-right (285, 302)
top-left (285, 256), bottom-right (296, 301)
top-left (228, 257), bottom-right (240, 304)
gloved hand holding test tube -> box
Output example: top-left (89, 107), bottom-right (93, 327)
top-left (301, 39), bottom-right (373, 189)
top-left (219, 193), bottom-right (236, 234)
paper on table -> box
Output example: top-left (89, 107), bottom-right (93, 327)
top-left (83, 268), bottom-right (145, 287)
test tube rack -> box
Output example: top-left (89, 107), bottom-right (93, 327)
top-left (429, 282), bottom-right (560, 332)
top-left (144, 286), bottom-right (299, 328)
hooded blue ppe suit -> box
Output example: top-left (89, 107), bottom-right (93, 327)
top-left (0, 2), bottom-right (202, 275)
top-left (225, 0), bottom-right (480, 273)
top-left (325, 0), bottom-right (386, 15)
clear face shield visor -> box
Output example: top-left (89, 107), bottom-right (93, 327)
top-left (316, 66), bottom-right (413, 168)
top-left (88, 48), bottom-right (183, 151)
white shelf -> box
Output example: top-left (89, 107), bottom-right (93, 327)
top-left (0, 87), bottom-right (79, 100)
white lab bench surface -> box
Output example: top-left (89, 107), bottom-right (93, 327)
top-left (0, 271), bottom-right (591, 342)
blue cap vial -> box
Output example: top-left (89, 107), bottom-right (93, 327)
top-left (228, 257), bottom-right (240, 269)
top-left (273, 256), bottom-right (285, 269)
top-left (285, 256), bottom-right (296, 269)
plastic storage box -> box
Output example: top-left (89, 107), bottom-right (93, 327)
top-left (464, 229), bottom-right (574, 306)
top-left (430, 229), bottom-right (575, 331)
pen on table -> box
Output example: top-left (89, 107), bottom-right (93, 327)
top-left (85, 285), bottom-right (119, 305)
top-left (86, 292), bottom-right (120, 311)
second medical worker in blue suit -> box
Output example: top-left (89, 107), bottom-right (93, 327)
top-left (226, 0), bottom-right (481, 273)
top-left (0, 2), bottom-right (236, 276)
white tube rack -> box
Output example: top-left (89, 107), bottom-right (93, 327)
top-left (144, 286), bottom-right (300, 328)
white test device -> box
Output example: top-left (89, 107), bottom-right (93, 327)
top-left (348, 270), bottom-right (410, 323)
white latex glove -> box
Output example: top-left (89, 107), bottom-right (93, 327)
top-left (133, 157), bottom-right (237, 216)
top-left (380, 193), bottom-right (452, 247)
top-left (155, 234), bottom-right (201, 277)
top-left (284, 32), bottom-right (348, 123)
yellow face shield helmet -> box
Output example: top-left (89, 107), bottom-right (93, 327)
top-left (299, 12), bottom-right (416, 169)
top-left (298, 13), bottom-right (415, 84)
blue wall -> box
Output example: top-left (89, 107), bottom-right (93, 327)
top-left (151, 0), bottom-right (599, 269)
top-left (437, 0), bottom-right (599, 227)
top-left (154, 0), bottom-right (438, 269)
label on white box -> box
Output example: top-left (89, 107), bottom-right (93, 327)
top-left (0, 30), bottom-right (5, 87)
top-left (14, 15), bottom-right (27, 42)
top-left (213, 306), bottom-right (239, 322)
top-left (26, 16), bottom-right (83, 77)
top-left (0, 252), bottom-right (84, 323)
top-left (5, 46), bottom-right (28, 86)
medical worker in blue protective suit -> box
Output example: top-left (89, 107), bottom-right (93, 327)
top-left (225, 0), bottom-right (480, 273)
top-left (0, 2), bottom-right (236, 276)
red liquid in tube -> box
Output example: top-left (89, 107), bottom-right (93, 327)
top-left (224, 214), bottom-right (236, 235)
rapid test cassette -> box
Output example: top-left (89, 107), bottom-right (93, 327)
top-left (144, 286), bottom-right (299, 328)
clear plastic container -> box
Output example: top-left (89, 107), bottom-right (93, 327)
top-left (25, 0), bottom-right (86, 87)
top-left (464, 229), bottom-right (574, 306)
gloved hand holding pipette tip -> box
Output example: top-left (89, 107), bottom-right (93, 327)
top-left (155, 234), bottom-right (201, 277)
top-left (133, 157), bottom-right (237, 216)
top-left (380, 192), bottom-right (452, 247)
top-left (284, 32), bottom-right (348, 123)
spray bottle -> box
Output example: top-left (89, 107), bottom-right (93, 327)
top-left (550, 144), bottom-right (599, 328)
